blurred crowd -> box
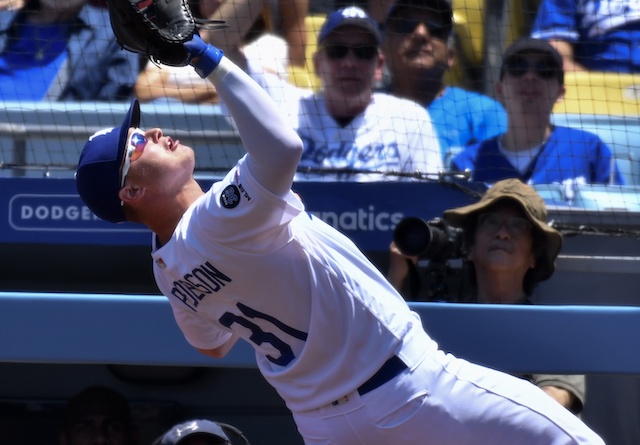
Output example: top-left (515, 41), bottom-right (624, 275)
top-left (1, 0), bottom-right (636, 185)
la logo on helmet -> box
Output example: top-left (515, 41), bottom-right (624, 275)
top-left (342, 6), bottom-right (368, 18)
top-left (89, 127), bottom-right (116, 141)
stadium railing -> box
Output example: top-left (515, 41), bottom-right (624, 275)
top-left (1, 291), bottom-right (639, 374)
top-left (3, 292), bottom-right (639, 444)
top-left (2, 100), bottom-right (640, 186)
top-left (0, 101), bottom-right (244, 178)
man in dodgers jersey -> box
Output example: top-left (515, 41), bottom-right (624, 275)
top-left (214, 6), bottom-right (443, 181)
top-left (75, 32), bottom-right (604, 445)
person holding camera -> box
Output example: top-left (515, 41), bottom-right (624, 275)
top-left (388, 178), bottom-right (586, 414)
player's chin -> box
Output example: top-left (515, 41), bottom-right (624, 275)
top-left (174, 146), bottom-right (196, 170)
top-left (175, 142), bottom-right (195, 155)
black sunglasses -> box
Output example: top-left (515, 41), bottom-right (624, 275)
top-left (504, 56), bottom-right (560, 80)
top-left (387, 18), bottom-right (449, 40)
top-left (324, 44), bottom-right (379, 61)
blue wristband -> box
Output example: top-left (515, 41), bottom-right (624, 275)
top-left (184, 34), bottom-right (224, 78)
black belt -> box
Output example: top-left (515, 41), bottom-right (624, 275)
top-left (357, 356), bottom-right (407, 396)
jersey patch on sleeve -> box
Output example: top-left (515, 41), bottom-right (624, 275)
top-left (220, 185), bottom-right (241, 209)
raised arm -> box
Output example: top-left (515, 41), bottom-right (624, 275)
top-left (202, 0), bottom-right (266, 70)
top-left (278, 0), bottom-right (309, 68)
top-left (203, 0), bottom-right (309, 69)
top-left (547, 39), bottom-right (586, 72)
top-left (185, 35), bottom-right (303, 196)
top-left (367, 0), bottom-right (395, 24)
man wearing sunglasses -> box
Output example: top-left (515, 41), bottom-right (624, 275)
top-left (76, 29), bottom-right (603, 445)
top-left (452, 37), bottom-right (623, 187)
top-left (214, 5), bottom-right (442, 181)
top-left (380, 0), bottom-right (507, 165)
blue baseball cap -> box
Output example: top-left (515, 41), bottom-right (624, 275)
top-left (318, 6), bottom-right (381, 45)
top-left (153, 420), bottom-right (230, 445)
top-left (500, 37), bottom-right (564, 84)
top-left (75, 99), bottom-right (140, 223)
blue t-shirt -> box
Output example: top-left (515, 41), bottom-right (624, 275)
top-left (0, 21), bottom-right (69, 100)
top-left (531, 0), bottom-right (640, 73)
top-left (452, 125), bottom-right (623, 185)
top-left (428, 86), bottom-right (507, 164)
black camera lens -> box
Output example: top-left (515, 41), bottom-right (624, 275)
top-left (393, 217), bottom-right (462, 260)
top-left (393, 217), bottom-right (433, 257)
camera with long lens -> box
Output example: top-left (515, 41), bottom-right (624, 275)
top-left (393, 217), bottom-right (464, 261)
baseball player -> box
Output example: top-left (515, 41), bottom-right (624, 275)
top-left (75, 32), bottom-right (605, 445)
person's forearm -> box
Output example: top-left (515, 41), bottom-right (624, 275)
top-left (186, 34), bottom-right (302, 193)
top-left (542, 386), bottom-right (574, 410)
top-left (136, 85), bottom-right (203, 103)
top-left (206, 57), bottom-right (302, 194)
top-left (367, 0), bottom-right (395, 24)
top-left (134, 72), bottom-right (218, 103)
top-left (541, 386), bottom-right (576, 411)
top-left (387, 244), bottom-right (410, 292)
top-left (166, 87), bottom-right (219, 104)
top-left (279, 0), bottom-right (308, 68)
top-left (205, 0), bottom-right (266, 52)
top-left (548, 39), bottom-right (587, 72)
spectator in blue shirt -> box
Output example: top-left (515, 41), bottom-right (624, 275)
top-left (531, 0), bottom-right (640, 73)
top-left (380, 0), bottom-right (507, 164)
top-left (0, 0), bottom-right (139, 101)
top-left (453, 37), bottom-right (622, 186)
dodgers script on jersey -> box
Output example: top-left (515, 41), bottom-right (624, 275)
top-left (295, 93), bottom-right (441, 180)
top-left (151, 156), bottom-right (432, 412)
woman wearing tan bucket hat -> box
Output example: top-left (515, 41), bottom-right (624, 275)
top-left (442, 177), bottom-right (562, 299)
top-left (389, 178), bottom-right (586, 414)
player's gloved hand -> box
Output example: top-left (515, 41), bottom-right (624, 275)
top-left (184, 34), bottom-right (224, 78)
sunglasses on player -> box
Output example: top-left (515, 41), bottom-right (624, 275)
top-left (323, 44), bottom-right (378, 61)
top-left (120, 130), bottom-right (147, 188)
top-left (503, 56), bottom-right (560, 80)
top-left (387, 18), bottom-right (449, 40)
top-left (477, 212), bottom-right (533, 238)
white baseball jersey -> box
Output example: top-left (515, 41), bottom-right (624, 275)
top-left (148, 57), bottom-right (604, 445)
top-left (152, 155), bottom-right (432, 411)
top-left (242, 59), bottom-right (443, 181)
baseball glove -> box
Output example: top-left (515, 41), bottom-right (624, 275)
top-left (106, 0), bottom-right (227, 67)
